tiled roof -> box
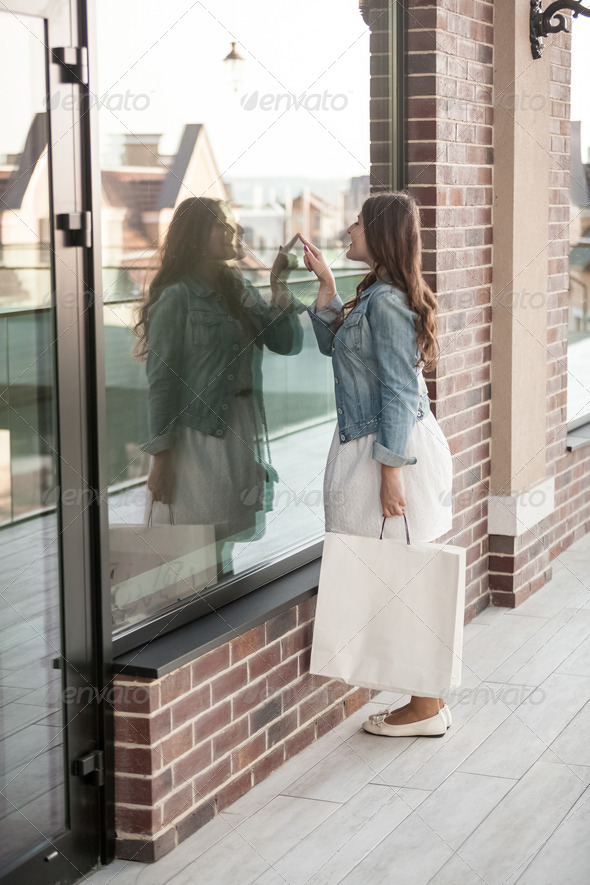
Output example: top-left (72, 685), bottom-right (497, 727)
top-left (101, 170), bottom-right (166, 212)
top-left (157, 124), bottom-right (202, 209)
top-left (0, 113), bottom-right (46, 211)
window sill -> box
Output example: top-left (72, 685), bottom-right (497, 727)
top-left (566, 421), bottom-right (590, 452)
top-left (112, 556), bottom-right (321, 678)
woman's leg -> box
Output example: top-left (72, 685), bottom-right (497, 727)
top-left (390, 697), bottom-right (445, 713)
top-left (383, 695), bottom-right (444, 725)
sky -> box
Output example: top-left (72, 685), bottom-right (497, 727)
top-left (0, 4), bottom-right (588, 176)
top-left (0, 12), bottom-right (46, 157)
top-left (94, 0), bottom-right (371, 181)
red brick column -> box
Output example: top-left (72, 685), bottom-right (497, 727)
top-left (405, 0), bottom-right (494, 618)
top-left (405, 3), bottom-right (588, 608)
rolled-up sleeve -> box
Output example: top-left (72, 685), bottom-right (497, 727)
top-left (368, 292), bottom-right (420, 468)
top-left (143, 285), bottom-right (188, 455)
top-left (307, 292), bottom-right (344, 356)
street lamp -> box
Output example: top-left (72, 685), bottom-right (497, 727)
top-left (223, 41), bottom-right (245, 93)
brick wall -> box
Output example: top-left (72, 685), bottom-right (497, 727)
top-left (113, 596), bottom-right (375, 861)
top-left (405, 3), bottom-right (589, 610)
top-left (366, 1), bottom-right (395, 189)
top-left (405, 0), bottom-right (494, 619)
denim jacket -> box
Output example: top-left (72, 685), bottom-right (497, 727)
top-left (144, 274), bottom-right (304, 455)
top-left (307, 279), bottom-right (430, 467)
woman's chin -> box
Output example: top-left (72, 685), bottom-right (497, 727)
top-left (347, 252), bottom-right (363, 264)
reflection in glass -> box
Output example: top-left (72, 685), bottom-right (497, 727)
top-left (139, 198), bottom-right (302, 571)
top-left (0, 11), bottom-right (65, 873)
top-left (567, 29), bottom-right (590, 425)
top-left (97, 0), bottom-right (371, 630)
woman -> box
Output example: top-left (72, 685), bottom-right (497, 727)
top-left (135, 196), bottom-right (303, 577)
top-left (302, 191), bottom-right (454, 737)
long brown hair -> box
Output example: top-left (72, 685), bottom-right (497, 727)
top-left (133, 196), bottom-right (239, 359)
top-left (344, 191), bottom-right (439, 371)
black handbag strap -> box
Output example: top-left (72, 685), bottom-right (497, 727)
top-left (380, 513), bottom-right (411, 545)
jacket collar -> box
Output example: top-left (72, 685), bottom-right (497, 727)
top-left (358, 275), bottom-right (390, 301)
top-left (184, 274), bottom-right (217, 298)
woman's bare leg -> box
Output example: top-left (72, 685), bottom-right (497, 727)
top-left (383, 695), bottom-right (444, 725)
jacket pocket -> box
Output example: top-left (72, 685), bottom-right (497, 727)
top-left (337, 307), bottom-right (364, 351)
top-left (190, 309), bottom-right (230, 349)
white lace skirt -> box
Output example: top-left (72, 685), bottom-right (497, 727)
top-left (323, 410), bottom-right (453, 544)
top-left (145, 398), bottom-right (266, 541)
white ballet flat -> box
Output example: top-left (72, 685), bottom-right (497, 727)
top-left (440, 704), bottom-right (452, 728)
top-left (362, 709), bottom-right (447, 737)
top-left (368, 703), bottom-right (452, 729)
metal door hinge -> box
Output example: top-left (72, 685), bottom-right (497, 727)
top-left (72, 749), bottom-right (104, 786)
top-left (56, 211), bottom-right (92, 248)
top-left (51, 46), bottom-right (88, 85)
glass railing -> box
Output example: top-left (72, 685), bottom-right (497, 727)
top-left (1, 266), bottom-right (364, 525)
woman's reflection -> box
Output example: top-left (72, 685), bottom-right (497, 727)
top-left (134, 197), bottom-right (303, 577)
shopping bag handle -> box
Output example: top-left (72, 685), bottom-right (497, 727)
top-left (380, 513), bottom-right (411, 545)
top-left (147, 502), bottom-right (175, 526)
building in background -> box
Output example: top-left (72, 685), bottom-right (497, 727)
top-left (569, 120), bottom-right (590, 337)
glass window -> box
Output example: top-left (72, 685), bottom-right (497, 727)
top-left (0, 12), bottom-right (65, 869)
top-left (567, 22), bottom-right (590, 428)
top-left (95, 0), bottom-right (372, 635)
top-left (0, 17), bottom-right (56, 525)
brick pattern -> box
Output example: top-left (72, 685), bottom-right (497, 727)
top-left (367, 2), bottom-right (393, 189)
top-left (113, 596), bottom-right (375, 861)
top-left (404, 0), bottom-right (493, 619)
top-left (401, 4), bottom-right (589, 610)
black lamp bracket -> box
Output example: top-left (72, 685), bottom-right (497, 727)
top-left (531, 0), bottom-right (590, 58)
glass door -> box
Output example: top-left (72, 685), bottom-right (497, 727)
top-left (0, 2), bottom-right (104, 883)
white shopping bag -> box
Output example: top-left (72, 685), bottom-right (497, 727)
top-left (309, 516), bottom-right (466, 697)
top-left (110, 506), bottom-right (217, 628)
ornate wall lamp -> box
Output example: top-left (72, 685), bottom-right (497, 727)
top-left (531, 1), bottom-right (590, 58)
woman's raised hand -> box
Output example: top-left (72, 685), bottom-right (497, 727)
top-left (270, 249), bottom-right (290, 286)
top-left (298, 233), bottom-right (336, 295)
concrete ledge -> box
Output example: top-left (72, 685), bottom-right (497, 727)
top-left (566, 421), bottom-right (590, 452)
top-left (487, 475), bottom-right (555, 537)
